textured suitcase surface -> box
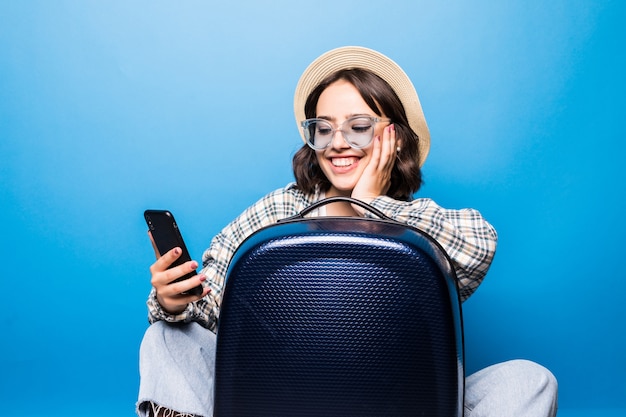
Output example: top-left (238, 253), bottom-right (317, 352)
top-left (214, 214), bottom-right (463, 417)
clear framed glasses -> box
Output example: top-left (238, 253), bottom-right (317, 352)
top-left (300, 116), bottom-right (391, 150)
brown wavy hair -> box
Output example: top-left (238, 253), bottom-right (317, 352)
top-left (292, 68), bottom-right (423, 201)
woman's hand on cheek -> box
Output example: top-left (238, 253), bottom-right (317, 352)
top-left (351, 124), bottom-right (396, 206)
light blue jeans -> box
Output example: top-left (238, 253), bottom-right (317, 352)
top-left (137, 322), bottom-right (558, 417)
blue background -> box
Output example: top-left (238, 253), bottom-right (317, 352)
top-left (1, 1), bottom-right (624, 416)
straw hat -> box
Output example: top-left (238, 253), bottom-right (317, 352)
top-left (294, 46), bottom-right (430, 167)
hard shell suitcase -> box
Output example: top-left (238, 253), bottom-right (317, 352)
top-left (214, 197), bottom-right (464, 417)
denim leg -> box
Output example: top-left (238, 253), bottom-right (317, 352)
top-left (464, 359), bottom-right (558, 417)
top-left (136, 321), bottom-right (216, 417)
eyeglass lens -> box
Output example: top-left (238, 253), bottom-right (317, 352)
top-left (305, 117), bottom-right (376, 149)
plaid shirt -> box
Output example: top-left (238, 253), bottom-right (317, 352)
top-left (147, 182), bottom-right (498, 331)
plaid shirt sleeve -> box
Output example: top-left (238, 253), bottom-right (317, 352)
top-left (367, 196), bottom-right (498, 301)
top-left (147, 183), bottom-right (317, 331)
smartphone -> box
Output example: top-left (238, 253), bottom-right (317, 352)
top-left (143, 209), bottom-right (203, 297)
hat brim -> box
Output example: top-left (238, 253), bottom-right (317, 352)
top-left (294, 46), bottom-right (430, 167)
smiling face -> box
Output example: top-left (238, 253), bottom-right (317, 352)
top-left (293, 68), bottom-right (423, 200)
top-left (314, 80), bottom-right (388, 197)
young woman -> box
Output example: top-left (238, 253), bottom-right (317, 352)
top-left (137, 46), bottom-right (558, 417)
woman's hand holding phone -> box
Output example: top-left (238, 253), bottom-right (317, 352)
top-left (148, 237), bottom-right (210, 314)
top-left (144, 209), bottom-right (208, 313)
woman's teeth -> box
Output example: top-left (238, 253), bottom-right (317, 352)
top-left (332, 157), bottom-right (356, 167)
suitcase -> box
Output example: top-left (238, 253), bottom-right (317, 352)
top-left (214, 197), bottom-right (464, 417)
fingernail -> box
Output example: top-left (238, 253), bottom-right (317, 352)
top-left (199, 274), bottom-right (206, 282)
top-left (174, 247), bottom-right (181, 255)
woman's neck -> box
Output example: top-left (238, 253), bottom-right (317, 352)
top-left (325, 202), bottom-right (359, 217)
top-left (324, 187), bottom-right (360, 217)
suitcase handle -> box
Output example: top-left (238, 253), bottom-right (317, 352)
top-left (287, 196), bottom-right (393, 221)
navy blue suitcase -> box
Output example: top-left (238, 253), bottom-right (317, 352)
top-left (214, 197), bottom-right (464, 417)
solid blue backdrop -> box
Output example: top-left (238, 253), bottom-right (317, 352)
top-left (1, 1), bottom-right (624, 416)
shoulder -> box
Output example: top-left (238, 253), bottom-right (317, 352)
top-left (261, 182), bottom-right (315, 204)
top-left (247, 182), bottom-right (317, 220)
top-left (370, 195), bottom-right (497, 238)
top-left (368, 195), bottom-right (439, 214)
